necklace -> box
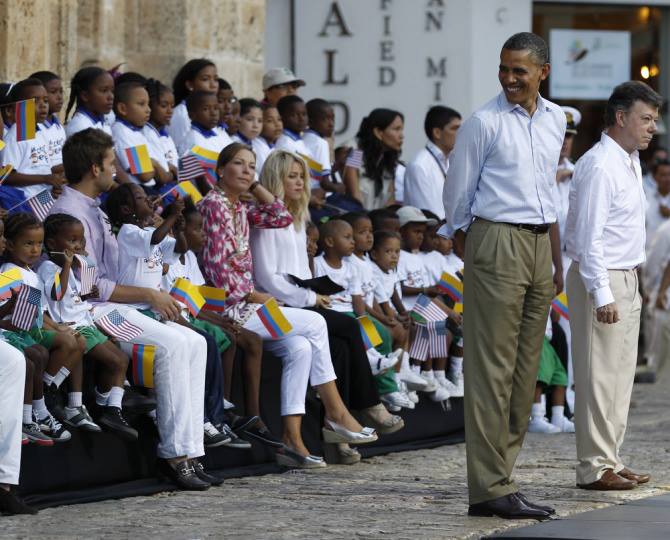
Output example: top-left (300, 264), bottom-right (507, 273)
top-left (217, 188), bottom-right (249, 255)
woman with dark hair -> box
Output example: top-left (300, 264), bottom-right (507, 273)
top-left (343, 108), bottom-right (404, 210)
top-left (168, 58), bottom-right (219, 155)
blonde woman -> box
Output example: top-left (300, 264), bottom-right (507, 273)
top-left (251, 150), bottom-right (405, 458)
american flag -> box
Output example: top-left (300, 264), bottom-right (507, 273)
top-left (345, 149), bottom-right (363, 169)
top-left (178, 155), bottom-right (205, 182)
top-left (95, 309), bottom-right (143, 341)
top-left (412, 294), bottom-right (446, 323)
top-left (427, 321), bottom-right (449, 358)
top-left (11, 284), bottom-right (41, 331)
top-left (27, 189), bottom-right (55, 222)
top-left (75, 254), bottom-right (96, 296)
top-left (409, 325), bottom-right (429, 360)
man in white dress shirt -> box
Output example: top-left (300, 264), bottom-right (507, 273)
top-left (404, 106), bottom-right (461, 218)
top-left (566, 81), bottom-right (661, 491)
top-left (444, 32), bottom-right (565, 520)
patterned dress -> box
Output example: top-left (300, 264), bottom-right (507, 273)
top-left (198, 188), bottom-right (293, 323)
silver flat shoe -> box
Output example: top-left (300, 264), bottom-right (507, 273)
top-left (275, 445), bottom-right (327, 469)
top-left (322, 418), bottom-right (378, 444)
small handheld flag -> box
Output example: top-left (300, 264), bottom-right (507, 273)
top-left (125, 144), bottom-right (154, 175)
top-left (53, 272), bottom-right (64, 301)
top-left (131, 344), bottom-right (156, 388)
top-left (173, 181), bottom-right (202, 204)
top-left (75, 254), bottom-right (96, 296)
top-left (437, 272), bottom-right (463, 303)
top-left (11, 284), bottom-right (41, 331)
top-left (197, 285), bottom-right (227, 313)
top-left (26, 189), bottom-right (55, 222)
top-left (357, 315), bottom-right (383, 350)
top-left (297, 152), bottom-right (324, 180)
top-left (427, 321), bottom-right (449, 358)
top-left (409, 325), bottom-right (430, 360)
top-left (256, 298), bottom-right (292, 338)
top-left (411, 294), bottom-right (446, 324)
top-left (178, 154), bottom-right (205, 182)
top-left (0, 139), bottom-right (4, 151)
top-left (345, 148), bottom-right (363, 169)
top-left (15, 99), bottom-right (36, 142)
top-left (0, 163), bottom-right (11, 184)
top-left (551, 292), bottom-right (569, 320)
top-left (190, 146), bottom-right (219, 169)
top-left (0, 268), bottom-right (23, 300)
top-left (95, 309), bottom-right (144, 341)
top-left (170, 278), bottom-right (205, 317)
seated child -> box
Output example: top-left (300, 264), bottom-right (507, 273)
top-left (182, 91), bottom-right (232, 157)
top-left (258, 103), bottom-right (282, 157)
top-left (39, 214), bottom-right (139, 440)
top-left (225, 97), bottom-right (241, 137)
top-left (144, 79), bottom-right (179, 187)
top-left (305, 98), bottom-right (344, 194)
top-left (216, 78), bottom-right (235, 136)
top-left (0, 213), bottom-right (87, 442)
top-left (275, 95), bottom-right (310, 158)
top-left (233, 98), bottom-right (269, 173)
top-left (29, 71), bottom-right (66, 177)
top-left (1, 79), bottom-right (65, 207)
top-left (313, 219), bottom-right (409, 411)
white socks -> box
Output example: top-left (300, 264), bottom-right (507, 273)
top-left (33, 398), bottom-right (48, 421)
top-left (95, 388), bottom-right (111, 406)
top-left (108, 387), bottom-right (124, 409)
top-left (23, 404), bottom-right (32, 424)
top-left (449, 356), bottom-right (463, 375)
top-left (434, 370), bottom-right (447, 384)
top-left (531, 402), bottom-right (544, 418)
top-left (68, 392), bottom-right (83, 408)
top-left (550, 405), bottom-right (565, 424)
top-left (43, 367), bottom-right (70, 388)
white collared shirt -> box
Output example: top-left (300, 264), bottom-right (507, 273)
top-left (181, 124), bottom-right (233, 158)
top-left (112, 120), bottom-right (155, 186)
top-left (404, 140), bottom-right (449, 219)
top-left (1, 123), bottom-right (53, 199)
top-left (565, 132), bottom-right (646, 308)
top-left (444, 92), bottom-right (566, 235)
top-left (167, 102), bottom-right (191, 156)
top-left (65, 109), bottom-right (112, 138)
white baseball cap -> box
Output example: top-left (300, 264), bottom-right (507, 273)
top-left (397, 206), bottom-right (438, 228)
top-left (262, 67), bottom-right (306, 91)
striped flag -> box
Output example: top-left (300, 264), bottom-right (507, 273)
top-left (0, 164), bottom-right (13, 184)
top-left (27, 189), bottom-right (54, 222)
top-left (551, 292), bottom-right (569, 320)
top-left (169, 278), bottom-right (205, 317)
top-left (297, 152), bottom-right (324, 180)
top-left (411, 294), bottom-right (446, 324)
top-left (11, 284), bottom-right (41, 331)
top-left (125, 144), bottom-right (153, 175)
top-left (53, 272), bottom-right (63, 301)
top-left (75, 254), bottom-right (96, 296)
top-left (0, 268), bottom-right (23, 300)
top-left (345, 148), bottom-right (363, 169)
top-left (15, 99), bottom-right (36, 142)
top-left (409, 325), bottom-right (430, 360)
top-left (178, 154), bottom-right (204, 182)
top-left (190, 146), bottom-right (219, 169)
top-left (256, 297), bottom-right (292, 338)
top-left (427, 321), bottom-right (449, 358)
top-left (95, 309), bottom-right (143, 341)
top-left (173, 181), bottom-right (202, 203)
top-left (0, 139), bottom-right (4, 151)
top-left (131, 344), bottom-right (156, 388)
top-left (197, 285), bottom-right (227, 313)
top-left (437, 272), bottom-right (463, 303)
top-left (358, 315), bottom-right (383, 350)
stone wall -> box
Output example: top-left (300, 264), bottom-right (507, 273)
top-left (0, 0), bottom-right (265, 102)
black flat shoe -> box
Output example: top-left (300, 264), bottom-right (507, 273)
top-left (190, 459), bottom-right (224, 486)
top-left (515, 492), bottom-right (555, 515)
top-left (224, 412), bottom-right (260, 433)
top-left (158, 459), bottom-right (210, 491)
top-left (97, 406), bottom-right (139, 441)
top-left (468, 493), bottom-right (551, 520)
top-left (0, 489), bottom-right (37, 515)
top-left (244, 424), bottom-right (283, 448)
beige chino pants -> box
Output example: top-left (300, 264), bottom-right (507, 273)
top-left (464, 220), bottom-right (554, 504)
top-left (566, 263), bottom-right (641, 485)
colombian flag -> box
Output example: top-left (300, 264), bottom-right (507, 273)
top-left (0, 268), bottom-right (23, 300)
top-left (131, 344), bottom-right (156, 388)
top-left (256, 298), bottom-right (292, 338)
top-left (15, 99), bottom-right (36, 142)
top-left (357, 315), bottom-right (383, 350)
top-left (170, 278), bottom-right (205, 317)
top-left (190, 146), bottom-right (219, 169)
top-left (173, 181), bottom-right (202, 203)
top-left (437, 272), bottom-right (463, 303)
top-left (0, 164), bottom-right (13, 184)
top-left (197, 285), bottom-right (227, 313)
top-left (125, 144), bottom-right (154, 175)
top-left (551, 292), bottom-right (569, 320)
top-left (53, 272), bottom-right (63, 300)
top-left (0, 140), bottom-right (5, 151)
top-left (297, 152), bottom-right (324, 180)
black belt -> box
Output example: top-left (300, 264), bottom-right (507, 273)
top-left (502, 222), bottom-right (550, 234)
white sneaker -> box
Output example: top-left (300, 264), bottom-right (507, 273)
top-left (528, 416), bottom-right (561, 434)
top-left (407, 390), bottom-right (419, 404)
top-left (381, 391), bottom-right (414, 410)
top-left (396, 381), bottom-right (416, 409)
top-left (399, 367), bottom-right (429, 391)
top-left (63, 405), bottom-right (102, 433)
top-left (447, 371), bottom-right (464, 398)
top-left (430, 385), bottom-right (450, 402)
top-left (437, 375), bottom-right (460, 397)
top-left (552, 415), bottom-right (575, 433)
top-left (419, 371), bottom-right (439, 393)
top-left (367, 349), bottom-right (398, 375)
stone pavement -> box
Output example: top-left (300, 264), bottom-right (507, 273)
top-left (4, 373), bottom-right (670, 540)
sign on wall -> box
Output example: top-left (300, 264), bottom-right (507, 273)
top-left (549, 29), bottom-right (631, 100)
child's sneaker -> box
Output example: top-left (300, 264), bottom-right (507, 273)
top-left (63, 405), bottom-right (102, 433)
top-left (380, 391), bottom-right (414, 410)
top-left (218, 423), bottom-right (252, 449)
top-left (447, 371), bottom-right (464, 398)
top-left (429, 385), bottom-right (451, 402)
top-left (204, 421), bottom-right (231, 448)
top-left (551, 415), bottom-right (575, 433)
top-left (438, 374), bottom-right (462, 398)
top-left (418, 371), bottom-right (439, 393)
top-left (97, 406), bottom-right (139, 441)
top-left (366, 349), bottom-right (398, 375)
top-left (36, 412), bottom-right (71, 442)
top-left (528, 415), bottom-right (561, 434)
top-left (22, 422), bottom-right (54, 446)
top-left (407, 390), bottom-right (419, 404)
top-left (396, 381), bottom-right (416, 410)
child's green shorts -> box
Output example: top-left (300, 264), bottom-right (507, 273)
top-left (77, 325), bottom-right (109, 353)
top-left (188, 317), bottom-right (232, 353)
top-left (3, 328), bottom-right (57, 351)
top-left (537, 337), bottom-right (568, 387)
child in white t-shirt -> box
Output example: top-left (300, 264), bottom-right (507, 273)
top-left (144, 79), bottom-right (179, 188)
top-left (305, 99), bottom-right (345, 195)
top-left (181, 91), bottom-right (232, 157)
top-left (233, 98), bottom-right (271, 174)
top-left (29, 71), bottom-right (66, 173)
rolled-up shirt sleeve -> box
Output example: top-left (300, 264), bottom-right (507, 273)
top-left (574, 165), bottom-right (615, 308)
top-left (444, 116), bottom-right (488, 235)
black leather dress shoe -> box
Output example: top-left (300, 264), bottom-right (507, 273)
top-left (190, 459), bottom-right (224, 486)
top-left (468, 493), bottom-right (551, 520)
top-left (515, 492), bottom-right (555, 515)
top-left (0, 488), bottom-right (37, 515)
top-left (158, 459), bottom-right (210, 491)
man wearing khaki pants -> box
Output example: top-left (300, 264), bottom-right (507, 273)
top-left (565, 81), bottom-right (661, 490)
top-left (444, 32), bottom-right (565, 520)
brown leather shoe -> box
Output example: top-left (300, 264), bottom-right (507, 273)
top-left (577, 469), bottom-right (637, 490)
top-left (618, 467), bottom-right (651, 484)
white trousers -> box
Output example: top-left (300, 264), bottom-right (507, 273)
top-left (95, 305), bottom-right (207, 459)
top-left (567, 264), bottom-right (641, 484)
top-left (0, 341), bottom-right (26, 485)
top-left (243, 306), bottom-right (336, 416)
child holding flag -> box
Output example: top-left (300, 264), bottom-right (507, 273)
top-left (182, 91), bottom-right (232, 159)
top-left (29, 71), bottom-right (66, 175)
top-left (38, 213), bottom-right (139, 440)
